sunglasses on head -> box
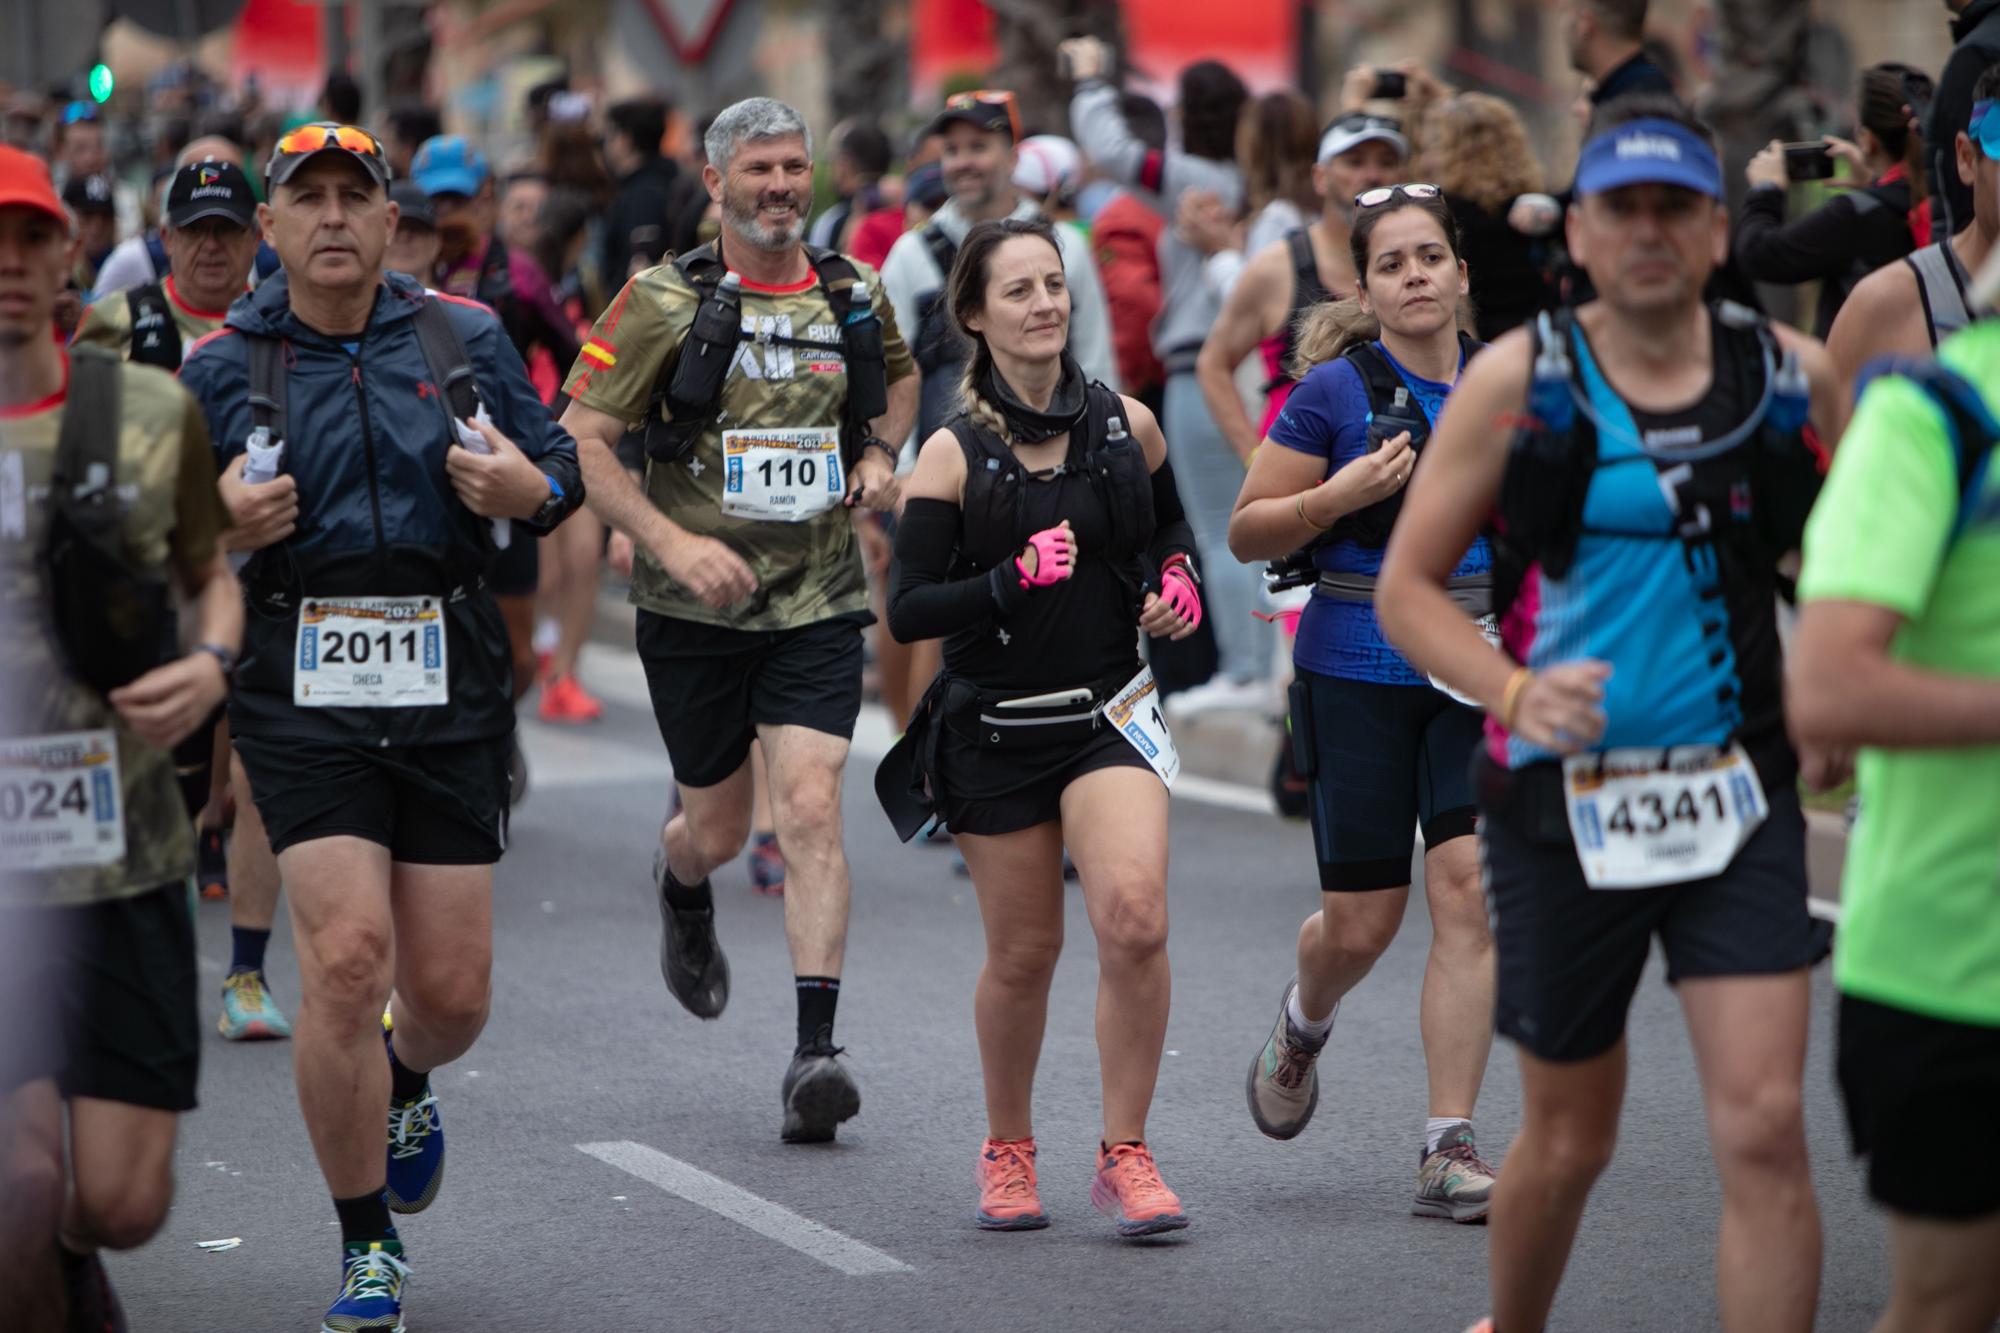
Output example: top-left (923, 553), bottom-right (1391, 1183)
top-left (273, 124), bottom-right (383, 158)
top-left (1971, 100), bottom-right (2000, 161)
top-left (60, 102), bottom-right (98, 126)
top-left (945, 89), bottom-right (1022, 137)
top-left (1354, 182), bottom-right (1442, 210)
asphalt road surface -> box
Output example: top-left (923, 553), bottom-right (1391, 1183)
top-left (117, 647), bottom-right (1890, 1332)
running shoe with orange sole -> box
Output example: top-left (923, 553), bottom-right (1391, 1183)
top-left (975, 1137), bottom-right (1049, 1231)
top-left (1090, 1141), bottom-right (1188, 1238)
top-left (538, 673), bottom-right (603, 724)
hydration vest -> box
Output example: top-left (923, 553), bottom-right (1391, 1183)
top-left (912, 224), bottom-right (964, 440)
top-left (1906, 242), bottom-right (1972, 348)
top-left (1266, 227), bottom-right (1337, 394)
top-left (947, 380), bottom-right (1157, 593)
top-left (1490, 300), bottom-right (1821, 624)
top-left (1263, 333), bottom-right (1485, 598)
top-left (1858, 353), bottom-right (2000, 538)
top-left (125, 282), bottom-right (182, 370)
top-left (643, 241), bottom-right (889, 466)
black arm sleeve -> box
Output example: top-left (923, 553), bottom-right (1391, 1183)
top-left (1146, 456), bottom-right (1197, 569)
top-left (1732, 188), bottom-right (1859, 286)
top-left (887, 497), bottom-right (1029, 643)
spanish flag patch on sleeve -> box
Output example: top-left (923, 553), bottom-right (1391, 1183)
top-left (580, 338), bottom-right (617, 369)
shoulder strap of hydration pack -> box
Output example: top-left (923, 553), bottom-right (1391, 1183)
top-left (51, 347), bottom-right (122, 508)
top-left (1287, 227), bottom-right (1331, 310)
top-left (411, 297), bottom-right (483, 423)
top-left (1907, 243), bottom-right (1972, 348)
top-left (246, 333), bottom-right (287, 439)
top-left (1887, 358), bottom-right (2000, 537)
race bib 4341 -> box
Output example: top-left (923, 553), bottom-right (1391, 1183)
top-left (1563, 743), bottom-right (1767, 890)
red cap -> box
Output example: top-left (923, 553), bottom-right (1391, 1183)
top-left (0, 145), bottom-right (70, 228)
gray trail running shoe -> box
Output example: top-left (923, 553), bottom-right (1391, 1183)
top-left (781, 1025), bottom-right (861, 1143)
top-left (654, 845), bottom-right (729, 1019)
top-left (1413, 1122), bottom-right (1497, 1223)
top-left (1246, 981), bottom-right (1328, 1140)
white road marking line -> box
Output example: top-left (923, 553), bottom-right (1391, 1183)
top-left (575, 1141), bottom-right (914, 1276)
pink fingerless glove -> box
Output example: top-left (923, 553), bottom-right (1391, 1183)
top-left (1015, 525), bottom-right (1076, 590)
top-left (1160, 564), bottom-right (1202, 630)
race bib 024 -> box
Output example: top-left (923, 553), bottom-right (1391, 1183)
top-left (0, 730), bottom-right (125, 870)
top-left (1562, 743), bottom-right (1768, 890)
top-left (295, 596), bottom-right (448, 708)
top-left (721, 427), bottom-right (844, 522)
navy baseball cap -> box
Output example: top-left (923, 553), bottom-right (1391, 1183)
top-left (410, 135), bottom-right (489, 198)
top-left (61, 172), bottom-right (116, 216)
top-left (1574, 117), bottom-right (1723, 199)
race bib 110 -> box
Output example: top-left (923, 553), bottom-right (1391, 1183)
top-left (721, 427), bottom-right (843, 522)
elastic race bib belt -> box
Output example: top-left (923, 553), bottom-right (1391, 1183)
top-left (1428, 614), bottom-right (1502, 708)
top-left (722, 427), bottom-right (843, 522)
top-left (295, 596), bottom-right (448, 708)
top-left (0, 730), bottom-right (125, 870)
top-left (1562, 743), bottom-right (1768, 889)
top-left (1103, 666), bottom-right (1180, 788)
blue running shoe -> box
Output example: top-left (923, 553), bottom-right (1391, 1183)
top-left (382, 1030), bottom-right (444, 1214)
top-left (321, 1240), bottom-right (410, 1333)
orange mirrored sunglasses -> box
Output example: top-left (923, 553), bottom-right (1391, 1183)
top-left (944, 90), bottom-right (1022, 139)
top-left (273, 124), bottom-right (383, 158)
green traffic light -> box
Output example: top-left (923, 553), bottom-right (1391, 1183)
top-left (88, 65), bottom-right (114, 104)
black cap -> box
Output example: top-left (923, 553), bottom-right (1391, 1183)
top-left (61, 172), bottom-right (116, 215)
top-left (389, 179), bottom-right (436, 230)
top-left (166, 160), bottom-right (256, 230)
top-left (265, 122), bottom-right (393, 191)
top-left (926, 90), bottom-right (1020, 143)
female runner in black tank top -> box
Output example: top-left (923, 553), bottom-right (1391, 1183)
top-left (887, 217), bottom-right (1203, 1241)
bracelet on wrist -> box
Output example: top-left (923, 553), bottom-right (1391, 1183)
top-left (1499, 665), bottom-right (1533, 732)
top-left (1296, 492), bottom-right (1332, 533)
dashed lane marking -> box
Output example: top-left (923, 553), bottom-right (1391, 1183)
top-left (575, 1141), bottom-right (915, 1276)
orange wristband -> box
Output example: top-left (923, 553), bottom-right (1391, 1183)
top-left (1499, 666), bottom-right (1533, 732)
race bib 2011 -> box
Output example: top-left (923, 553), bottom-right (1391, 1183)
top-left (295, 596), bottom-right (448, 708)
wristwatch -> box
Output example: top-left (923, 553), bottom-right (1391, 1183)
top-left (530, 472), bottom-right (567, 527)
top-left (195, 642), bottom-right (237, 683)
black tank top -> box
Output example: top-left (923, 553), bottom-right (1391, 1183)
top-left (944, 431), bottom-right (1143, 694)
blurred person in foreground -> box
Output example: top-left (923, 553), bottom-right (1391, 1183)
top-left (1735, 64), bottom-right (1934, 339)
top-left (0, 143), bottom-right (241, 1331)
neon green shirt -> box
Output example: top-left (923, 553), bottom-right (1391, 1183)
top-left (1798, 320), bottom-right (2000, 1027)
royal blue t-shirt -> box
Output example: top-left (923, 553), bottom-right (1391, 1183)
top-left (1268, 342), bottom-right (1491, 684)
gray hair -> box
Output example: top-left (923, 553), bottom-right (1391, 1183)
top-left (704, 97), bottom-right (813, 173)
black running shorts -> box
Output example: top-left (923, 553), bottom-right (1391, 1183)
top-left (1481, 766), bottom-right (1827, 1063)
top-left (1290, 669), bottom-right (1481, 892)
top-left (636, 610), bottom-right (870, 789)
top-left (487, 529), bottom-right (541, 598)
top-left (1838, 993), bottom-right (2000, 1220)
top-left (234, 735), bottom-right (511, 864)
top-left (0, 883), bottom-right (200, 1111)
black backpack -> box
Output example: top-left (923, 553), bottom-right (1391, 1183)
top-left (642, 241), bottom-right (889, 467)
top-left (41, 346), bottom-right (176, 695)
top-left (125, 282), bottom-right (183, 370)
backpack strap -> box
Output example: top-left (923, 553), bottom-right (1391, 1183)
top-left (1287, 227), bottom-right (1330, 309)
top-left (1897, 359), bottom-right (2000, 535)
top-left (920, 223), bottom-right (958, 279)
top-left (246, 332), bottom-right (288, 439)
top-left (412, 297), bottom-right (483, 424)
top-left (125, 282), bottom-right (183, 370)
top-left (51, 346), bottom-right (123, 503)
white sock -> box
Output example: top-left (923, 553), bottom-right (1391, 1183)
top-left (1426, 1117), bottom-right (1471, 1156)
top-left (532, 617), bottom-right (560, 655)
top-left (1286, 988), bottom-right (1336, 1040)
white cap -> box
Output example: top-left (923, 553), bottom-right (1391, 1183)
top-left (1317, 113), bottom-right (1410, 166)
top-left (1013, 135), bottom-right (1082, 198)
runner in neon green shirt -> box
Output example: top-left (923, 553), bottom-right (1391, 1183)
top-left (1793, 300), bottom-right (2000, 1326)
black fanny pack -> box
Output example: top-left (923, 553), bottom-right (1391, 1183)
top-left (43, 347), bottom-right (176, 696)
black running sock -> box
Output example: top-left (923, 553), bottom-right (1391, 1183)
top-left (661, 862), bottom-right (714, 913)
top-left (229, 926), bottom-right (271, 977)
top-left (386, 1044), bottom-right (429, 1102)
top-left (796, 976), bottom-right (840, 1050)
top-left (333, 1191), bottom-right (398, 1247)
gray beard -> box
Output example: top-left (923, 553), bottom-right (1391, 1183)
top-left (725, 199), bottom-right (805, 252)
